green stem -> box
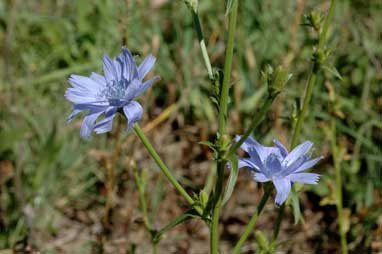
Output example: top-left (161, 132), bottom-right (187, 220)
top-left (133, 167), bottom-right (159, 253)
top-left (225, 95), bottom-right (275, 159)
top-left (133, 124), bottom-right (203, 215)
top-left (290, 0), bottom-right (337, 148)
top-left (274, 0), bottom-right (337, 244)
top-left (330, 119), bottom-right (348, 254)
top-left (210, 1), bottom-right (239, 253)
top-left (290, 68), bottom-right (317, 148)
top-left (210, 162), bottom-right (225, 254)
top-left (192, 11), bottom-right (213, 79)
top-left (218, 0), bottom-right (239, 135)
top-left (272, 203), bottom-right (285, 242)
top-left (232, 185), bottom-right (271, 254)
top-left (133, 168), bottom-right (152, 230)
top-left (153, 243), bottom-right (158, 254)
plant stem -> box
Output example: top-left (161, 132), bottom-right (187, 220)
top-left (274, 0), bottom-right (337, 244)
top-left (218, 0), bottom-right (239, 135)
top-left (210, 1), bottom-right (239, 253)
top-left (272, 203), bottom-right (285, 242)
top-left (290, 0), bottom-right (337, 148)
top-left (232, 185), bottom-right (271, 254)
top-left (192, 11), bottom-right (213, 79)
top-left (133, 168), bottom-right (152, 230)
top-left (133, 124), bottom-right (203, 215)
top-left (210, 162), bottom-right (225, 254)
top-left (225, 95), bottom-right (275, 159)
top-left (133, 167), bottom-right (160, 254)
top-left (330, 119), bottom-right (348, 254)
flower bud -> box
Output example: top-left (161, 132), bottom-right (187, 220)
top-left (263, 65), bottom-right (292, 98)
top-left (254, 230), bottom-right (269, 250)
top-left (184, 0), bottom-right (198, 13)
top-left (199, 190), bottom-right (209, 208)
top-left (303, 10), bottom-right (324, 31)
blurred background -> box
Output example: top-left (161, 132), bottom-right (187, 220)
top-left (0, 0), bottom-right (381, 253)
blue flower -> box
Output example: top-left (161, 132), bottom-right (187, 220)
top-left (65, 47), bottom-right (160, 138)
top-left (236, 136), bottom-right (323, 205)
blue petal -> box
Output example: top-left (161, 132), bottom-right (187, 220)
top-left (65, 88), bottom-right (99, 104)
top-left (287, 173), bottom-right (320, 184)
top-left (273, 139), bottom-right (288, 158)
top-left (80, 110), bottom-right (104, 139)
top-left (93, 107), bottom-right (118, 134)
top-left (90, 72), bottom-right (107, 87)
top-left (67, 108), bottom-right (84, 122)
top-left (273, 178), bottom-right (291, 205)
top-left (138, 54), bottom-right (156, 80)
top-left (238, 158), bottom-right (258, 170)
top-left (134, 76), bottom-right (160, 98)
top-left (254, 173), bottom-right (270, 182)
top-left (125, 79), bottom-right (143, 101)
top-left (294, 156), bottom-right (323, 173)
top-left (120, 47), bottom-right (139, 81)
top-left (280, 155), bottom-right (306, 176)
top-left (103, 55), bottom-right (118, 84)
top-left (282, 141), bottom-right (313, 167)
top-left (234, 135), bottom-right (256, 154)
top-left (123, 101), bottom-right (143, 129)
top-left (250, 139), bottom-right (281, 163)
top-left (124, 77), bottom-right (159, 101)
top-left (69, 74), bottom-right (104, 92)
top-left (265, 154), bottom-right (282, 176)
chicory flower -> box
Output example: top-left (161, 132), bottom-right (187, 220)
top-left (65, 47), bottom-right (160, 138)
top-left (236, 136), bottom-right (322, 205)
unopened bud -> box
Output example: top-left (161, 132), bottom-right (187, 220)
top-left (254, 230), bottom-right (269, 250)
top-left (184, 0), bottom-right (198, 13)
top-left (263, 65), bottom-right (292, 98)
top-left (303, 10), bottom-right (324, 31)
top-left (199, 190), bottom-right (209, 208)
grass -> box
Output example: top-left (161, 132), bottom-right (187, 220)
top-left (0, 0), bottom-right (381, 253)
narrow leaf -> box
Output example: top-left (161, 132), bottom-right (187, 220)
top-left (322, 65), bottom-right (343, 80)
top-left (154, 209), bottom-right (200, 242)
top-left (222, 155), bottom-right (239, 205)
top-left (225, 0), bottom-right (235, 16)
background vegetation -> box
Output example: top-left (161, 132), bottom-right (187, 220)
top-left (0, 0), bottom-right (381, 253)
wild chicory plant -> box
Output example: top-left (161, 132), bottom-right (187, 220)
top-left (236, 136), bottom-right (322, 205)
top-left (63, 0), bottom-right (340, 252)
top-left (65, 47), bottom-right (160, 138)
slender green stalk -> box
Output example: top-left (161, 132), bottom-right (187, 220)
top-left (210, 162), bottom-right (225, 254)
top-left (218, 0), bottom-right (239, 135)
top-left (133, 124), bottom-right (203, 215)
top-left (133, 168), bottom-right (152, 230)
top-left (225, 95), bottom-right (275, 159)
top-left (290, 0), bottom-right (337, 147)
top-left (192, 11), bottom-right (213, 79)
top-left (210, 1), bottom-right (239, 253)
top-left (133, 167), bottom-right (159, 254)
top-left (272, 203), bottom-right (285, 242)
top-left (232, 185), bottom-right (271, 254)
top-left (273, 0), bottom-right (338, 244)
top-left (330, 119), bottom-right (348, 254)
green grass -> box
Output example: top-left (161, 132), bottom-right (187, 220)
top-left (0, 0), bottom-right (381, 253)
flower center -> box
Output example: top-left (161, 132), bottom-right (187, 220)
top-left (98, 79), bottom-right (130, 106)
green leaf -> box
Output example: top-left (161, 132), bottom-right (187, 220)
top-left (199, 140), bottom-right (218, 154)
top-left (225, 0), bottom-right (235, 16)
top-left (322, 65), bottom-right (343, 80)
top-left (153, 209), bottom-right (200, 243)
top-left (289, 187), bottom-right (305, 225)
top-left (222, 155), bottom-right (239, 205)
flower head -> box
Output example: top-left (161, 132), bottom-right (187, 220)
top-left (236, 136), bottom-right (323, 205)
top-left (65, 47), bottom-right (160, 138)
